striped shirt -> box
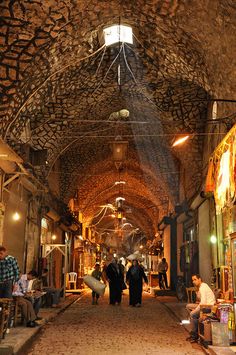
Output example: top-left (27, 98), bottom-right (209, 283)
top-left (0, 255), bottom-right (20, 282)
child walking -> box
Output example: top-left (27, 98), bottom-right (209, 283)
top-left (91, 263), bottom-right (106, 305)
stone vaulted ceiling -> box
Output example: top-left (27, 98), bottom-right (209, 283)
top-left (1, 0), bottom-right (236, 240)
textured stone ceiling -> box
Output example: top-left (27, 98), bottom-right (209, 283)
top-left (1, 0), bottom-right (236, 239)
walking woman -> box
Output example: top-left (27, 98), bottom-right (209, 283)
top-left (126, 259), bottom-right (148, 307)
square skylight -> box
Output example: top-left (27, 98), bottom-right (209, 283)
top-left (103, 25), bottom-right (133, 46)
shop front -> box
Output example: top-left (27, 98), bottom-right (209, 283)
top-left (204, 123), bottom-right (236, 342)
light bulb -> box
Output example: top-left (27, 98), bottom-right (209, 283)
top-left (172, 135), bottom-right (189, 147)
top-left (210, 235), bottom-right (217, 244)
top-left (13, 212), bottom-right (20, 221)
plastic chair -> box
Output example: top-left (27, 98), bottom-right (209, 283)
top-left (67, 272), bottom-right (77, 290)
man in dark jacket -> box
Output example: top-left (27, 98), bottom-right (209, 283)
top-left (105, 258), bottom-right (124, 305)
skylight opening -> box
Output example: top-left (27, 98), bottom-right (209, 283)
top-left (103, 25), bottom-right (133, 46)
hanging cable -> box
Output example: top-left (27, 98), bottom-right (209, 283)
top-left (91, 207), bottom-right (108, 226)
top-left (4, 44), bottom-right (106, 139)
top-left (123, 44), bottom-right (163, 110)
top-left (90, 43), bottom-right (124, 95)
top-left (95, 45), bottom-right (107, 77)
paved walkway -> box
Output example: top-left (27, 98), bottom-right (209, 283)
top-left (0, 294), bottom-right (80, 355)
top-left (1, 291), bottom-right (235, 355)
top-left (21, 290), bottom-right (203, 355)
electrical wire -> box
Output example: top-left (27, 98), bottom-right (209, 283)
top-left (46, 125), bottom-right (114, 175)
top-left (95, 45), bottom-right (107, 77)
top-left (90, 206), bottom-right (108, 227)
top-left (81, 183), bottom-right (117, 213)
top-left (60, 132), bottom-right (228, 138)
top-left (123, 44), bottom-right (163, 110)
top-left (4, 44), bottom-right (106, 139)
top-left (90, 43), bottom-right (124, 95)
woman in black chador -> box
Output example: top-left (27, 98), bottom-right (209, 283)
top-left (126, 259), bottom-right (148, 307)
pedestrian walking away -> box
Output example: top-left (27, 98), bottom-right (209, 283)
top-left (126, 258), bottom-right (148, 307)
top-left (0, 245), bottom-right (20, 298)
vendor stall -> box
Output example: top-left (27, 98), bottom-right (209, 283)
top-left (205, 123), bottom-right (236, 343)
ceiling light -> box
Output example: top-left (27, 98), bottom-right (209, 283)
top-left (123, 222), bottom-right (133, 228)
top-left (115, 181), bottom-right (126, 185)
top-left (103, 25), bottom-right (133, 46)
top-left (210, 235), bottom-right (217, 244)
top-left (116, 197), bottom-right (125, 202)
top-left (12, 212), bottom-right (20, 221)
top-left (172, 135), bottom-right (189, 147)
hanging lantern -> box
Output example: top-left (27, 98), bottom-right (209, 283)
top-left (111, 136), bottom-right (128, 170)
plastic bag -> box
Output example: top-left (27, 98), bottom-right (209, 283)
top-left (83, 275), bottom-right (106, 296)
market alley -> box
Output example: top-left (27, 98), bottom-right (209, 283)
top-left (23, 291), bottom-right (204, 355)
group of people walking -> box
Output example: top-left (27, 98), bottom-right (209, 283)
top-left (90, 256), bottom-right (148, 307)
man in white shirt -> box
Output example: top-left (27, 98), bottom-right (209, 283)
top-left (13, 272), bottom-right (38, 327)
top-left (186, 274), bottom-right (215, 343)
top-left (157, 258), bottom-right (168, 289)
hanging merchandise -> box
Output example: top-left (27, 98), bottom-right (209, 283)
top-left (205, 158), bottom-right (215, 193)
top-left (230, 134), bottom-right (236, 203)
top-left (215, 149), bottom-right (230, 213)
top-left (205, 124), bottom-right (236, 214)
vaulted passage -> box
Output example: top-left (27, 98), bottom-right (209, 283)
top-left (0, 2), bottom-right (236, 352)
top-left (1, 0), bottom-right (235, 256)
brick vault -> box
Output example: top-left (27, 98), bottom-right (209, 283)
top-left (0, 0), bottom-right (236, 242)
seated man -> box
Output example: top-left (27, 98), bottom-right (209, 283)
top-left (41, 268), bottom-right (62, 307)
top-left (13, 272), bottom-right (39, 327)
top-left (186, 274), bottom-right (216, 343)
top-left (27, 270), bottom-right (45, 318)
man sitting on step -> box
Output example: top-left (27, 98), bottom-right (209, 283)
top-left (186, 274), bottom-right (215, 343)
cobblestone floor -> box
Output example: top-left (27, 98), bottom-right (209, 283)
top-left (25, 290), bottom-right (204, 355)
